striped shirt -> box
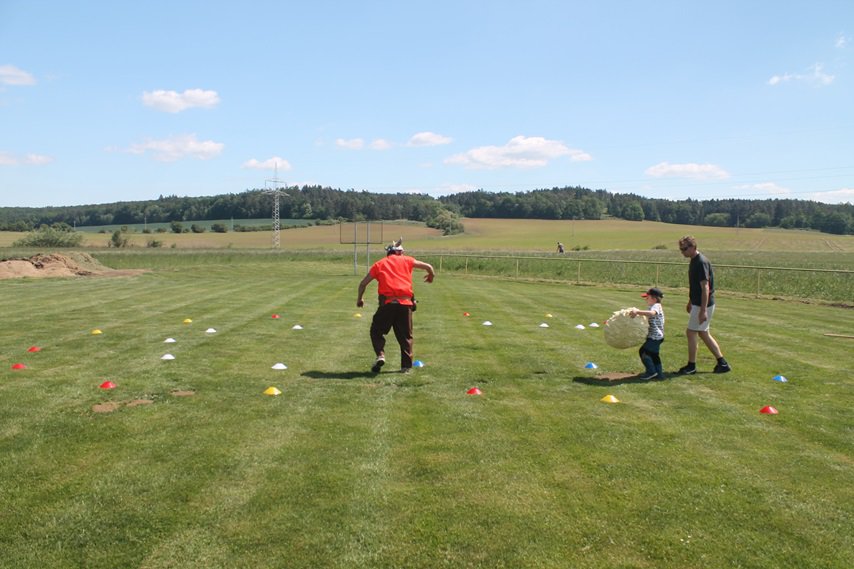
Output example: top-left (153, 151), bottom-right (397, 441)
top-left (647, 303), bottom-right (665, 340)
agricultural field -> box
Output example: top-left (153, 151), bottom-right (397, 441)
top-left (3, 218), bottom-right (854, 254)
top-left (0, 245), bottom-right (852, 568)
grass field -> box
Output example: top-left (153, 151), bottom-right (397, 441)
top-left (1, 251), bottom-right (852, 568)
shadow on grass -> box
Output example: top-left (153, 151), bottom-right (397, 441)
top-left (301, 369), bottom-right (432, 387)
top-left (572, 374), bottom-right (659, 386)
top-left (301, 370), bottom-right (378, 380)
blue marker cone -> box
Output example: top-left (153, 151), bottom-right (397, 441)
top-left (585, 362), bottom-right (598, 369)
top-left (772, 375), bottom-right (788, 383)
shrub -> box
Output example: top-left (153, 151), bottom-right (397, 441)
top-left (108, 230), bottom-right (130, 248)
top-left (12, 226), bottom-right (84, 247)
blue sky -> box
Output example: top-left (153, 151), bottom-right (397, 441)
top-left (1, 0), bottom-right (852, 208)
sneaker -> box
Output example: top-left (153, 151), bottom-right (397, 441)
top-left (713, 362), bottom-right (731, 374)
top-left (371, 355), bottom-right (385, 373)
top-left (678, 364), bottom-right (696, 375)
top-left (639, 371), bottom-right (659, 380)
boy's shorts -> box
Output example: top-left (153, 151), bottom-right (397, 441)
top-left (687, 304), bottom-right (715, 332)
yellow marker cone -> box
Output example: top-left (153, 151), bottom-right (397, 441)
top-left (601, 394), bottom-right (620, 403)
top-left (545, 313), bottom-right (553, 318)
top-left (91, 329), bottom-right (103, 335)
top-left (354, 313), bottom-right (362, 318)
top-left (264, 386), bottom-right (282, 396)
top-left (183, 318), bottom-right (193, 324)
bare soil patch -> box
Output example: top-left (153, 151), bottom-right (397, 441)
top-left (92, 402), bottom-right (121, 413)
top-left (171, 390), bottom-right (195, 397)
top-left (0, 252), bottom-right (145, 280)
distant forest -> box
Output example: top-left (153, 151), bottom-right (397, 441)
top-left (1, 185), bottom-right (852, 235)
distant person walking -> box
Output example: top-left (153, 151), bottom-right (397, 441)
top-left (557, 241), bottom-right (565, 254)
top-left (677, 236), bottom-right (731, 375)
top-left (357, 238), bottom-right (435, 374)
top-left (630, 287), bottom-right (665, 380)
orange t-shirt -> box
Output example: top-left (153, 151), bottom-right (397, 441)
top-left (370, 254), bottom-right (416, 305)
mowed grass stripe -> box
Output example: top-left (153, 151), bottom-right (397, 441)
top-left (1, 257), bottom-right (852, 568)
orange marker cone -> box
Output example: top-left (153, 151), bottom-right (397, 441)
top-left (12, 363), bottom-right (27, 370)
top-left (760, 405), bottom-right (779, 414)
top-left (27, 346), bottom-right (42, 353)
top-left (272, 314), bottom-right (280, 319)
top-left (467, 387), bottom-right (482, 395)
top-left (463, 312), bottom-right (471, 317)
top-left (100, 381), bottom-right (116, 389)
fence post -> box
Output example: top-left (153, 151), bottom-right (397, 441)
top-left (516, 259), bottom-right (520, 278)
top-left (465, 258), bottom-right (468, 275)
top-left (577, 261), bottom-right (581, 284)
top-left (756, 269), bottom-right (761, 298)
top-left (656, 264), bottom-right (660, 286)
top-left (439, 256), bottom-right (443, 272)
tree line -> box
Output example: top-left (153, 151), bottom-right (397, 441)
top-left (1, 185), bottom-right (851, 235)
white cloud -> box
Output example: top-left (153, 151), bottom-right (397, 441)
top-left (809, 187), bottom-right (854, 204)
top-left (128, 134), bottom-right (224, 161)
top-left (0, 64), bottom-right (36, 86)
top-left (0, 151), bottom-right (53, 165)
top-left (734, 182), bottom-right (791, 196)
top-left (242, 156), bottom-right (292, 170)
top-left (142, 89), bottom-right (220, 112)
top-left (768, 63), bottom-right (834, 87)
top-left (445, 136), bottom-right (591, 169)
top-left (336, 138), bottom-right (364, 150)
top-left (407, 131), bottom-right (453, 147)
top-left (24, 153), bottom-right (54, 165)
top-left (836, 33), bottom-right (850, 49)
top-left (645, 162), bottom-right (729, 180)
top-left (370, 139), bottom-right (393, 150)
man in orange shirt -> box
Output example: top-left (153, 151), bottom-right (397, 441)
top-left (356, 239), bottom-right (435, 373)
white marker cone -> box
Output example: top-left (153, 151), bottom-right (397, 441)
top-left (271, 363), bottom-right (288, 370)
top-left (575, 324), bottom-right (586, 330)
top-left (292, 324), bottom-right (303, 330)
top-left (539, 323), bottom-right (550, 328)
top-left (205, 328), bottom-right (217, 334)
top-left (589, 322), bottom-right (600, 328)
top-left (482, 321), bottom-right (493, 326)
top-left (161, 354), bottom-right (175, 360)
top-left (164, 338), bottom-right (177, 343)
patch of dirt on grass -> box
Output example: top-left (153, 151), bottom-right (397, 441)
top-left (0, 252), bottom-right (145, 280)
top-left (92, 402), bottom-right (121, 413)
top-left (171, 390), bottom-right (195, 397)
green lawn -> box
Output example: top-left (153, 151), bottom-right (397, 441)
top-left (1, 253), bottom-right (852, 568)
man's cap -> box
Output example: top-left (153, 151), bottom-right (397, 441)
top-left (641, 287), bottom-right (664, 298)
top-left (386, 237), bottom-right (404, 254)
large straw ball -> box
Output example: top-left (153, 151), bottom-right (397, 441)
top-left (603, 307), bottom-right (648, 349)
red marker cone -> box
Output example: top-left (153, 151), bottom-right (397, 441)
top-left (760, 405), bottom-right (779, 415)
top-left (463, 312), bottom-right (471, 317)
top-left (27, 346), bottom-right (42, 353)
top-left (271, 314), bottom-right (281, 319)
top-left (12, 363), bottom-right (27, 370)
top-left (467, 387), bottom-right (482, 395)
top-left (100, 381), bottom-right (117, 390)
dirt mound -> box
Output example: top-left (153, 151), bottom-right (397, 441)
top-left (0, 253), bottom-right (143, 280)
